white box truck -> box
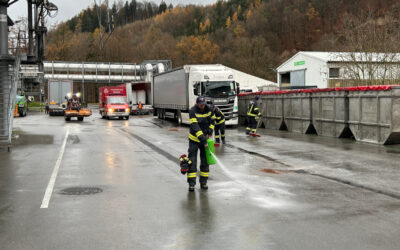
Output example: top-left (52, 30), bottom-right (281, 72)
top-left (152, 65), bottom-right (241, 125)
top-left (47, 80), bottom-right (73, 116)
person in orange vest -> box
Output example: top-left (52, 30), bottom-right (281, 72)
top-left (138, 101), bottom-right (143, 110)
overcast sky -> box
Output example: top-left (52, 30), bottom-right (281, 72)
top-left (8, 0), bottom-right (218, 27)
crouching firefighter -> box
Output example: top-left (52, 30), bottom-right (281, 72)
top-left (210, 105), bottom-right (226, 145)
top-left (246, 96), bottom-right (261, 136)
top-left (187, 96), bottom-right (215, 192)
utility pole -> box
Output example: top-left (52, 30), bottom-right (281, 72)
top-left (27, 0), bottom-right (34, 61)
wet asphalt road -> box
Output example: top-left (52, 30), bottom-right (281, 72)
top-left (1, 108), bottom-right (400, 250)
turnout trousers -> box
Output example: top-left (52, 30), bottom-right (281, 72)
top-left (246, 116), bottom-right (257, 134)
top-left (187, 140), bottom-right (209, 185)
top-left (215, 124), bottom-right (225, 143)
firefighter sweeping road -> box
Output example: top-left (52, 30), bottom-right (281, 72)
top-left (1, 108), bottom-right (400, 249)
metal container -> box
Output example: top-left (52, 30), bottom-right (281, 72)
top-left (283, 92), bottom-right (312, 134)
top-left (311, 90), bottom-right (348, 138)
top-left (348, 86), bottom-right (400, 144)
top-left (238, 94), bottom-right (248, 125)
top-left (262, 94), bottom-right (284, 130)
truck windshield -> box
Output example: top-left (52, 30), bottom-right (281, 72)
top-left (204, 81), bottom-right (236, 97)
top-left (108, 96), bottom-right (127, 104)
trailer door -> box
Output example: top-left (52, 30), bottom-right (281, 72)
top-left (290, 70), bottom-right (305, 86)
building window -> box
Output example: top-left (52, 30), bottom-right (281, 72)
top-left (329, 68), bottom-right (340, 78)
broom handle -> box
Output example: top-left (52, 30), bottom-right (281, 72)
top-left (256, 105), bottom-right (264, 131)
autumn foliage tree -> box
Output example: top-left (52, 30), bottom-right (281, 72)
top-left (45, 0), bottom-right (400, 82)
top-left (175, 36), bottom-right (219, 65)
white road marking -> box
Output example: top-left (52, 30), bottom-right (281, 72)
top-left (40, 129), bottom-right (70, 209)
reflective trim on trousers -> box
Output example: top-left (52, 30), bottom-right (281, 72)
top-left (200, 171), bottom-right (209, 177)
top-left (187, 173), bottom-right (197, 178)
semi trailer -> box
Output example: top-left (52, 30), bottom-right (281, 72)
top-left (47, 80), bottom-right (73, 116)
top-left (152, 65), bottom-right (240, 125)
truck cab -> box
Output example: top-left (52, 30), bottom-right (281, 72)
top-left (101, 96), bottom-right (130, 120)
top-left (99, 86), bottom-right (130, 120)
top-left (189, 67), bottom-right (239, 125)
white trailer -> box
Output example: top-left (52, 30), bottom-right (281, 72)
top-left (152, 65), bottom-right (242, 125)
top-left (47, 80), bottom-right (73, 116)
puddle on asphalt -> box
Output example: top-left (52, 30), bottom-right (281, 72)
top-left (13, 134), bottom-right (54, 146)
top-left (68, 135), bottom-right (80, 144)
top-left (59, 187), bottom-right (103, 195)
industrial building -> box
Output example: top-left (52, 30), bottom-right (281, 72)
top-left (277, 51), bottom-right (400, 88)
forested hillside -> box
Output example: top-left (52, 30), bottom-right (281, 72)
top-left (46, 0), bottom-right (400, 81)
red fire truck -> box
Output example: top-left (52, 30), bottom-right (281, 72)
top-left (99, 86), bottom-right (130, 120)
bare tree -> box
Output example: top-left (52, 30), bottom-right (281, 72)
top-left (336, 9), bottom-right (400, 86)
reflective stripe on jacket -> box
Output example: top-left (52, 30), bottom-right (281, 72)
top-left (247, 101), bottom-right (261, 117)
top-left (213, 108), bottom-right (225, 125)
top-left (189, 105), bottom-right (215, 143)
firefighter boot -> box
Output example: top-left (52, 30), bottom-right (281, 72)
top-left (189, 185), bottom-right (195, 192)
top-left (215, 137), bottom-right (220, 147)
top-left (200, 183), bottom-right (208, 190)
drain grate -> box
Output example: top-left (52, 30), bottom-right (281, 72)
top-left (59, 187), bottom-right (103, 195)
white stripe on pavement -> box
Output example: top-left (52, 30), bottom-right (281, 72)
top-left (40, 129), bottom-right (70, 209)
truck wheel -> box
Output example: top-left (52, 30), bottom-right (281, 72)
top-left (78, 117), bottom-right (84, 121)
top-left (161, 109), bottom-right (165, 120)
top-left (107, 116), bottom-right (110, 120)
top-left (175, 111), bottom-right (182, 125)
top-left (125, 116), bottom-right (130, 120)
top-left (65, 117), bottom-right (71, 121)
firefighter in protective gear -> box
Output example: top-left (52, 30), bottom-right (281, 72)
top-left (246, 96), bottom-right (261, 136)
top-left (187, 96), bottom-right (215, 192)
top-left (210, 105), bottom-right (226, 144)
